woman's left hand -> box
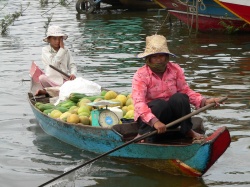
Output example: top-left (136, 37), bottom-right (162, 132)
top-left (205, 98), bottom-right (221, 107)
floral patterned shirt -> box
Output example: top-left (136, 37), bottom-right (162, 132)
top-left (132, 62), bottom-right (204, 124)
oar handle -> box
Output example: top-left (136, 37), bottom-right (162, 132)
top-left (38, 96), bottom-right (227, 187)
top-left (49, 65), bottom-right (70, 78)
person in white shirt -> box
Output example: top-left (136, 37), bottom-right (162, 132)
top-left (36, 25), bottom-right (77, 95)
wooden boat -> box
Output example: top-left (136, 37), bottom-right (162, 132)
top-left (75, 0), bottom-right (160, 14)
top-left (214, 0), bottom-right (250, 24)
top-left (28, 93), bottom-right (231, 177)
top-left (154, 0), bottom-right (250, 32)
top-left (168, 9), bottom-right (250, 32)
top-left (76, 0), bottom-right (123, 14)
top-left (29, 62), bottom-right (231, 177)
top-left (28, 61), bottom-right (231, 177)
top-left (155, 0), bottom-right (238, 15)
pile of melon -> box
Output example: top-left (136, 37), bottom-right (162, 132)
top-left (35, 90), bottom-right (134, 125)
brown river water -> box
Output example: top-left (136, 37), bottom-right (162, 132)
top-left (0, 0), bottom-right (250, 187)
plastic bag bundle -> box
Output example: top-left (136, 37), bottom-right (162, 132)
top-left (55, 77), bottom-right (101, 105)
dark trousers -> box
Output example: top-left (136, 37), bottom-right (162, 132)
top-left (138, 93), bottom-right (193, 142)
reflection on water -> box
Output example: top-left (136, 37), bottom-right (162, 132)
top-left (29, 119), bottom-right (208, 187)
top-left (0, 0), bottom-right (250, 187)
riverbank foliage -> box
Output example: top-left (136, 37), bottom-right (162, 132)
top-left (1, 1), bottom-right (69, 36)
top-left (0, 3), bottom-right (30, 36)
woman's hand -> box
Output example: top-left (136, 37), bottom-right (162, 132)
top-left (205, 98), bottom-right (221, 107)
top-left (153, 121), bottom-right (166, 134)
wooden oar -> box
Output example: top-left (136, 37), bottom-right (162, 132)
top-left (49, 65), bottom-right (70, 78)
top-left (38, 97), bottom-right (227, 187)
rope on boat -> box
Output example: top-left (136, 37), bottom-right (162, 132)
top-left (199, 0), bottom-right (206, 11)
top-left (155, 12), bottom-right (171, 35)
top-left (186, 0), bottom-right (206, 36)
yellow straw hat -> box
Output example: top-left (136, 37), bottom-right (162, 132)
top-left (43, 25), bottom-right (68, 42)
top-left (137, 35), bottom-right (176, 58)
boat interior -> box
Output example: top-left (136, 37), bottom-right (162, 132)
top-left (112, 117), bottom-right (205, 144)
top-left (29, 92), bottom-right (205, 145)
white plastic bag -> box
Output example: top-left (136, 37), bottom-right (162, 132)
top-left (55, 77), bottom-right (101, 105)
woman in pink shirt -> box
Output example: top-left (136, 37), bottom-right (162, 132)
top-left (132, 34), bottom-right (221, 143)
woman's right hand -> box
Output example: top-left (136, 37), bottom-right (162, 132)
top-left (153, 121), bottom-right (167, 134)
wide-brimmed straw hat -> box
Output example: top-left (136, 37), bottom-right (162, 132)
top-left (137, 35), bottom-right (176, 58)
top-left (43, 25), bottom-right (68, 42)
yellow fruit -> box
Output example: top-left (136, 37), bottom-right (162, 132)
top-left (74, 107), bottom-right (81, 114)
top-left (126, 98), bottom-right (133, 106)
top-left (77, 105), bottom-right (90, 115)
top-left (127, 93), bottom-right (132, 99)
top-left (122, 106), bottom-right (128, 116)
top-left (93, 98), bottom-right (103, 102)
top-left (49, 110), bottom-right (62, 119)
top-left (124, 110), bottom-right (134, 119)
top-left (110, 99), bottom-right (122, 107)
top-left (80, 98), bottom-right (92, 103)
top-left (67, 114), bottom-right (80, 124)
top-left (78, 111), bottom-right (90, 117)
top-left (104, 90), bottom-right (118, 100)
top-left (69, 106), bottom-right (78, 112)
top-left (116, 94), bottom-right (127, 106)
top-left (127, 104), bottom-right (134, 111)
top-left (78, 98), bottom-right (91, 107)
top-left (69, 106), bottom-right (79, 114)
top-left (79, 116), bottom-right (90, 125)
top-left (60, 112), bottom-right (72, 122)
top-left (79, 102), bottom-right (92, 110)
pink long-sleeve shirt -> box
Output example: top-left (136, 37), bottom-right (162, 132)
top-left (132, 62), bottom-right (204, 124)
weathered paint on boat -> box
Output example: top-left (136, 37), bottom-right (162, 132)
top-left (168, 9), bottom-right (250, 32)
top-left (154, 0), bottom-right (250, 32)
top-left (29, 94), bottom-right (231, 177)
top-left (214, 0), bottom-right (250, 24)
top-left (155, 0), bottom-right (235, 16)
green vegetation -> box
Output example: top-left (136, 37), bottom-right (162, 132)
top-left (43, 14), bottom-right (54, 36)
top-left (39, 0), bottom-right (49, 7)
top-left (0, 3), bottom-right (30, 35)
top-left (1, 1), bottom-right (71, 36)
top-left (59, 0), bottom-right (68, 6)
top-left (219, 14), bottom-right (248, 34)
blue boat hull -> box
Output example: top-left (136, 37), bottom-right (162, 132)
top-left (156, 0), bottom-right (236, 17)
top-left (29, 94), bottom-right (231, 177)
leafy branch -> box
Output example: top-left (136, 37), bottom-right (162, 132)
top-left (0, 3), bottom-right (8, 11)
top-left (0, 3), bottom-right (30, 35)
top-left (43, 14), bottom-right (54, 36)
